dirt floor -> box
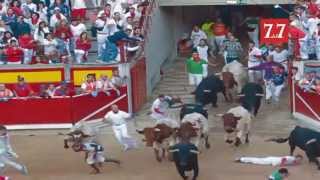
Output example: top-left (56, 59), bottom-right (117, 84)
top-left (4, 132), bottom-right (320, 180)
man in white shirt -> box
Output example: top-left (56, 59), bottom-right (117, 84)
top-left (190, 25), bottom-right (207, 48)
top-left (248, 41), bottom-right (262, 82)
top-left (96, 74), bottom-right (120, 96)
top-left (49, 8), bottom-right (67, 28)
top-left (104, 104), bottom-right (136, 151)
top-left (270, 46), bottom-right (289, 71)
top-left (235, 154), bottom-right (303, 166)
top-left (70, 19), bottom-right (87, 40)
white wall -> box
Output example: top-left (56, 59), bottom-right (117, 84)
top-left (158, 0), bottom-right (292, 6)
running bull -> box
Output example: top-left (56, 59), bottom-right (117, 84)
top-left (238, 82), bottom-right (264, 116)
top-left (267, 126), bottom-right (320, 170)
top-left (194, 75), bottom-right (231, 107)
top-left (218, 105), bottom-right (252, 146)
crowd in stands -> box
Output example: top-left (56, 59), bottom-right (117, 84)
top-left (0, 0), bottom-right (147, 65)
top-left (0, 69), bottom-right (126, 100)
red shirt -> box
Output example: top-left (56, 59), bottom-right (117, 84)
top-left (213, 23), bottom-right (227, 36)
top-left (54, 26), bottom-right (73, 39)
top-left (308, 2), bottom-right (319, 17)
top-left (19, 35), bottom-right (35, 49)
top-left (13, 84), bottom-right (33, 97)
top-left (11, 6), bottom-right (23, 16)
top-left (4, 46), bottom-right (24, 63)
top-left (75, 38), bottom-right (91, 51)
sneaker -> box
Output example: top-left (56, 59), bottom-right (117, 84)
top-left (20, 165), bottom-right (28, 175)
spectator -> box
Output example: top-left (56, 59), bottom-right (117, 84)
top-left (31, 55), bottom-right (49, 64)
top-left (46, 84), bottom-right (56, 97)
top-left (312, 77), bottom-right (320, 94)
top-left (11, 16), bottom-right (31, 38)
top-left (2, 8), bottom-right (17, 27)
top-left (113, 12), bottom-right (125, 31)
top-left (186, 51), bottom-right (208, 86)
top-left (26, 12), bottom-right (41, 33)
top-left (1, 31), bottom-right (17, 48)
top-left (81, 74), bottom-right (97, 94)
top-left (13, 76), bottom-right (34, 97)
top-left (299, 72), bottom-right (315, 92)
top-left (95, 13), bottom-right (110, 57)
top-left (291, 66), bottom-right (302, 82)
top-left (111, 69), bottom-right (126, 88)
top-left (190, 25), bottom-right (207, 48)
top-left (56, 32), bottom-right (71, 61)
top-left (0, 1), bottom-right (7, 16)
top-left (11, 0), bottom-right (23, 17)
top-left (49, 7), bottom-right (67, 28)
top-left (75, 31), bottom-right (91, 63)
top-left (22, 0), bottom-right (37, 16)
top-left (34, 21), bottom-right (50, 43)
top-left (43, 32), bottom-right (59, 63)
top-left (38, 84), bottom-right (50, 98)
top-left (49, 0), bottom-right (69, 19)
top-left (70, 18), bottom-right (86, 42)
top-left (53, 19), bottom-right (72, 41)
top-left (70, 0), bottom-right (86, 20)
top-left (19, 32), bottom-right (36, 64)
top-left (3, 39), bottom-right (24, 64)
top-left (0, 83), bottom-right (14, 99)
top-left (54, 81), bottom-right (70, 96)
top-left (96, 74), bottom-right (120, 96)
top-left (36, 2), bottom-right (48, 22)
top-left (97, 3), bottom-right (112, 19)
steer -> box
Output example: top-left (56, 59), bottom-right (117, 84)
top-left (181, 112), bottom-right (210, 150)
top-left (267, 126), bottom-right (320, 170)
top-left (180, 103), bottom-right (208, 120)
top-left (221, 60), bottom-right (248, 93)
top-left (194, 75), bottom-right (229, 108)
top-left (136, 123), bottom-right (176, 162)
top-left (238, 82), bottom-right (264, 116)
top-left (218, 105), bottom-right (252, 147)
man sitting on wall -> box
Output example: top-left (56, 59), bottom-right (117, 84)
top-left (0, 84), bottom-right (14, 101)
top-left (12, 76), bottom-right (34, 97)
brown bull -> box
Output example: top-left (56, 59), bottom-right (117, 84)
top-left (221, 72), bottom-right (237, 102)
top-left (137, 123), bottom-right (176, 162)
top-left (221, 113), bottom-right (247, 147)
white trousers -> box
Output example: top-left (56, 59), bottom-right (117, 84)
top-left (248, 61), bottom-right (261, 83)
top-left (188, 73), bottom-right (203, 86)
top-left (74, 49), bottom-right (87, 63)
top-left (97, 33), bottom-right (109, 57)
top-left (0, 155), bottom-right (24, 173)
top-left (265, 82), bottom-right (284, 102)
top-left (86, 151), bottom-right (105, 165)
top-left (247, 29), bottom-right (259, 47)
top-left (239, 157), bottom-right (281, 166)
top-left (299, 38), bottom-right (308, 60)
top-left (112, 124), bottom-right (130, 147)
top-left (22, 48), bottom-right (33, 64)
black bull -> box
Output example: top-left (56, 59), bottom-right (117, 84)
top-left (239, 82), bottom-right (264, 116)
top-left (179, 103), bottom-right (208, 120)
top-left (268, 126), bottom-right (320, 169)
top-left (194, 75), bottom-right (226, 107)
top-left (169, 144), bottom-right (199, 180)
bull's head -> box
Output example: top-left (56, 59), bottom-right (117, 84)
top-left (220, 113), bottom-right (241, 133)
top-left (64, 130), bottom-right (90, 150)
top-left (136, 124), bottom-right (173, 146)
top-left (177, 122), bottom-right (198, 140)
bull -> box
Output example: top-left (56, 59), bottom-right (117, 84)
top-left (194, 75), bottom-right (230, 108)
top-left (221, 60), bottom-right (248, 93)
top-left (267, 126), bottom-right (320, 170)
top-left (136, 123), bottom-right (176, 162)
top-left (169, 124), bottom-right (200, 180)
top-left (181, 113), bottom-right (210, 150)
top-left (180, 103), bottom-right (208, 120)
top-left (218, 105), bottom-right (252, 147)
top-left (238, 82), bottom-right (264, 116)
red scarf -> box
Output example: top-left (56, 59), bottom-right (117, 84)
top-left (104, 9), bottom-right (110, 17)
top-left (31, 17), bottom-right (38, 25)
top-left (130, 12), bottom-right (135, 18)
top-left (56, 13), bottom-right (62, 20)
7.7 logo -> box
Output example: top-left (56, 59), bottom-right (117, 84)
top-left (260, 19), bottom-right (289, 45)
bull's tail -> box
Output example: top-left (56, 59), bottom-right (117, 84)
top-left (265, 137), bottom-right (289, 143)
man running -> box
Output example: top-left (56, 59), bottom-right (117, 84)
top-left (0, 125), bottom-right (28, 175)
top-left (103, 104), bottom-right (137, 151)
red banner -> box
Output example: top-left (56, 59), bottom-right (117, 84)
top-left (260, 18), bottom-right (289, 45)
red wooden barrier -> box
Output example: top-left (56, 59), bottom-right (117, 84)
top-left (131, 58), bottom-right (147, 112)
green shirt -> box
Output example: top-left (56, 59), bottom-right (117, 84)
top-left (201, 22), bottom-right (214, 37)
top-left (186, 58), bottom-right (207, 74)
top-left (269, 170), bottom-right (283, 180)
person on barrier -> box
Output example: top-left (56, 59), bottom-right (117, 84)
top-left (0, 125), bottom-right (28, 175)
top-left (103, 104), bottom-right (137, 151)
top-left (96, 74), bottom-right (120, 96)
top-left (81, 74), bottom-right (98, 96)
top-left (0, 84), bottom-right (13, 101)
top-left (111, 69), bottom-right (126, 88)
top-left (13, 76), bottom-right (35, 97)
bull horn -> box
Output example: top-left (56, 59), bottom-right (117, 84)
top-left (256, 93), bottom-right (264, 97)
top-left (154, 128), bottom-right (161, 132)
top-left (215, 72), bottom-right (221, 76)
top-left (237, 94), bottom-right (245, 97)
top-left (190, 150), bottom-right (200, 154)
top-left (215, 113), bottom-right (224, 117)
top-left (136, 129), bottom-right (144, 134)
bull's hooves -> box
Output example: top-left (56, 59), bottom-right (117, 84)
top-left (206, 144), bottom-right (211, 149)
top-left (225, 140), bottom-right (233, 144)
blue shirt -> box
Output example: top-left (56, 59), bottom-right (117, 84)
top-left (272, 73), bottom-right (285, 86)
